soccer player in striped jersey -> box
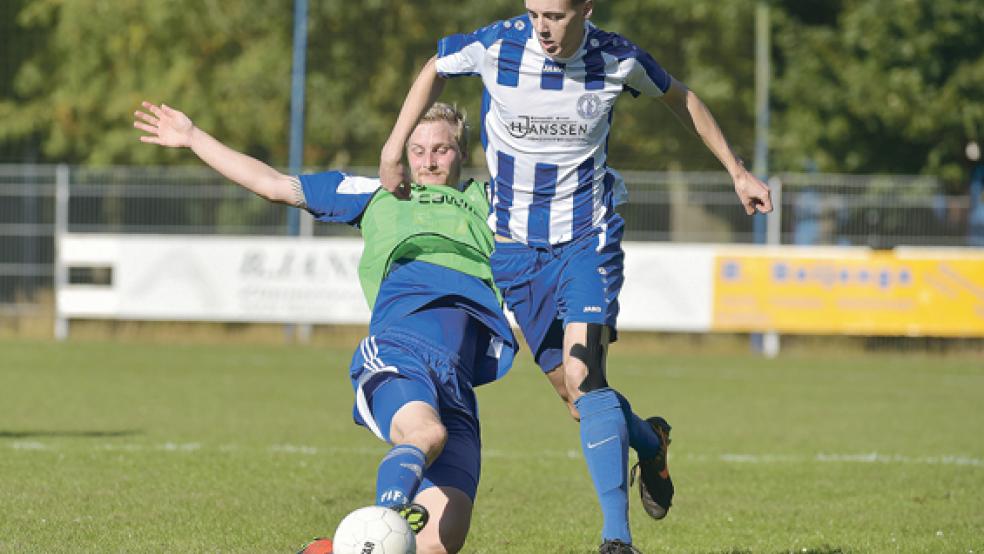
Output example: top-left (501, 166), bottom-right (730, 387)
top-left (135, 101), bottom-right (516, 554)
top-left (379, 1), bottom-right (773, 552)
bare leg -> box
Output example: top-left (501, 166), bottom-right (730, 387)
top-left (412, 486), bottom-right (473, 554)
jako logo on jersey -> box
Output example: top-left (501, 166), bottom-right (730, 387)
top-left (506, 116), bottom-right (589, 140)
top-left (583, 306), bottom-right (602, 313)
top-left (577, 93), bottom-right (603, 119)
top-left (544, 59), bottom-right (565, 73)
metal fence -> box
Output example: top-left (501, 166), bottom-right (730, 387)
top-left (2, 163), bottom-right (983, 329)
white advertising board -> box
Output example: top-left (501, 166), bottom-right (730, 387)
top-left (618, 242), bottom-right (716, 331)
top-left (56, 235), bottom-right (715, 330)
top-left (58, 235), bottom-right (370, 323)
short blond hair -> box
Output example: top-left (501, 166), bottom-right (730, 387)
top-left (419, 102), bottom-right (469, 155)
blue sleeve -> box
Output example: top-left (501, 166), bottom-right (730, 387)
top-left (435, 17), bottom-right (530, 78)
top-left (596, 30), bottom-right (672, 98)
top-left (435, 24), bottom-right (494, 77)
top-left (298, 171), bottom-right (380, 226)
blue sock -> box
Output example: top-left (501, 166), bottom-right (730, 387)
top-left (575, 388), bottom-right (631, 543)
top-left (614, 390), bottom-right (662, 460)
top-left (375, 444), bottom-right (426, 508)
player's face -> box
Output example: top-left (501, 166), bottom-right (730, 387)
top-left (407, 121), bottom-right (463, 188)
top-left (525, 0), bottom-right (592, 59)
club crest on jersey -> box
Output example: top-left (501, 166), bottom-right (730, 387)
top-left (577, 93), bottom-right (603, 119)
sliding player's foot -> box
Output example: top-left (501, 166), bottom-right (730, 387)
top-left (392, 502), bottom-right (429, 534)
top-left (296, 537), bottom-right (333, 554)
top-left (630, 416), bottom-right (674, 519)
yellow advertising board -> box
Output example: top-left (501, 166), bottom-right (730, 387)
top-left (712, 247), bottom-right (984, 336)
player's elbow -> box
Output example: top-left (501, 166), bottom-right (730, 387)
top-left (256, 174), bottom-right (297, 205)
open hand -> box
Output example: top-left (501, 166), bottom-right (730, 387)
top-left (133, 101), bottom-right (194, 148)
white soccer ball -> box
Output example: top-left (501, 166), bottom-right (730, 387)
top-left (332, 506), bottom-right (416, 554)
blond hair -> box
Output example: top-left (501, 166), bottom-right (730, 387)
top-left (419, 102), bottom-right (469, 155)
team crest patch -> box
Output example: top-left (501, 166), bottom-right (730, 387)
top-left (577, 93), bottom-right (603, 119)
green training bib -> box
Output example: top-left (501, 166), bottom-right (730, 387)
top-left (357, 180), bottom-right (498, 307)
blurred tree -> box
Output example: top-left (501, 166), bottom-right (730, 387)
top-left (597, 0), bottom-right (759, 171)
top-left (302, 0), bottom-right (519, 168)
top-left (0, 0), bottom-right (46, 162)
top-left (0, 0), bottom-right (760, 171)
top-left (0, 0), bottom-right (979, 187)
top-left (0, 0), bottom-right (293, 166)
top-left (772, 0), bottom-right (984, 189)
top-left (301, 0), bottom-right (761, 171)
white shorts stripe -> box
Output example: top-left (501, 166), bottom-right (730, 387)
top-left (355, 335), bottom-right (400, 442)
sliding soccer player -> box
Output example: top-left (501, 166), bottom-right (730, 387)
top-left (135, 101), bottom-right (516, 554)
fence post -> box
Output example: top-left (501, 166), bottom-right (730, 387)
top-left (53, 164), bottom-right (70, 341)
top-left (287, 0), bottom-right (311, 344)
top-left (762, 177), bottom-right (783, 358)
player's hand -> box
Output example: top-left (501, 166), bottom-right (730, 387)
top-left (134, 101), bottom-right (194, 148)
top-left (379, 146), bottom-right (412, 200)
top-left (733, 168), bottom-right (773, 215)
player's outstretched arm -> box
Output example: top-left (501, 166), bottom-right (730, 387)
top-left (133, 101), bottom-right (302, 206)
top-left (379, 56), bottom-right (446, 199)
top-left (660, 79), bottom-right (773, 215)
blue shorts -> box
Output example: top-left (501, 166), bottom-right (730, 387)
top-left (490, 215), bottom-right (625, 373)
top-left (349, 332), bottom-right (482, 500)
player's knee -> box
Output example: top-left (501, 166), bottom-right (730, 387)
top-left (405, 419), bottom-right (447, 462)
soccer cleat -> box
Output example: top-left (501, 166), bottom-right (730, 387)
top-left (296, 537), bottom-right (333, 554)
top-left (599, 539), bottom-right (643, 553)
top-left (392, 502), bottom-right (429, 534)
top-left (629, 416), bottom-right (674, 520)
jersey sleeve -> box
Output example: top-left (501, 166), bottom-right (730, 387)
top-left (297, 171), bottom-right (380, 225)
top-left (435, 20), bottom-right (508, 78)
top-left (621, 44), bottom-right (673, 98)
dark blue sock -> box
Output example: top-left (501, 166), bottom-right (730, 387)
top-left (375, 444), bottom-right (426, 508)
top-left (614, 390), bottom-right (662, 460)
top-left (575, 388), bottom-right (631, 543)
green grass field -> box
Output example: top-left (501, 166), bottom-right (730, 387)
top-left (1, 337), bottom-right (982, 553)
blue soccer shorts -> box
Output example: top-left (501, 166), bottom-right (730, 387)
top-left (349, 332), bottom-right (482, 500)
top-left (490, 215), bottom-right (625, 373)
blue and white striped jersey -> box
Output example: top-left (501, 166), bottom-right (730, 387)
top-left (436, 16), bottom-right (672, 246)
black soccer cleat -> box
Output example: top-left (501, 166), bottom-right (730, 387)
top-left (629, 416), bottom-right (674, 520)
top-left (392, 502), bottom-right (429, 534)
top-left (599, 539), bottom-right (643, 554)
